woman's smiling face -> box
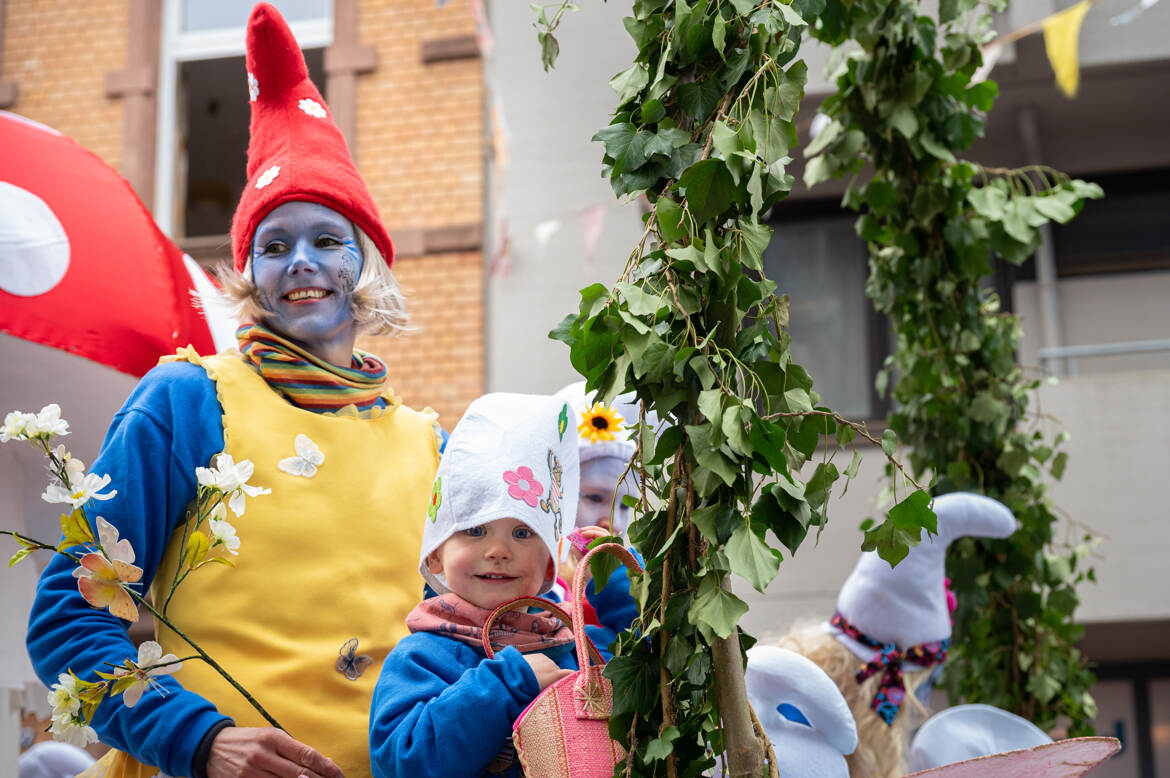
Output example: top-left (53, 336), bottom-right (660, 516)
top-left (251, 201), bottom-right (364, 365)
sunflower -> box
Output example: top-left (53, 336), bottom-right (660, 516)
top-left (578, 402), bottom-right (625, 444)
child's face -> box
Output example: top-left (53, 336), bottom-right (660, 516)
top-left (426, 517), bottom-right (554, 610)
top-left (576, 459), bottom-right (635, 534)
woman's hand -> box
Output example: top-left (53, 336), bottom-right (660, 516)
top-left (207, 727), bottom-right (344, 778)
top-left (522, 653), bottom-right (573, 691)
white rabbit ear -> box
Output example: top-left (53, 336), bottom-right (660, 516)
top-left (934, 493), bottom-right (1016, 543)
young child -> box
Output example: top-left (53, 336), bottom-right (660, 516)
top-left (554, 381), bottom-right (650, 538)
top-left (368, 393), bottom-right (637, 778)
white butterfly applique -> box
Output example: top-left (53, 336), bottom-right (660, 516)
top-left (278, 434), bottom-right (325, 478)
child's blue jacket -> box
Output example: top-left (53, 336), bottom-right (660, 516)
top-left (369, 563), bottom-right (638, 778)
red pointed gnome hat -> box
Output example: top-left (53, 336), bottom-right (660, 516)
top-left (229, 2), bottom-right (393, 272)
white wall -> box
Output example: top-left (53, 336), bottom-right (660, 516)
top-left (1015, 271), bottom-right (1170, 374)
top-left (484, 1), bottom-right (645, 395)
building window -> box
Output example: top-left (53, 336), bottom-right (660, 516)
top-left (1010, 169), bottom-right (1170, 375)
top-left (763, 206), bottom-right (890, 421)
top-left (1093, 662), bottom-right (1170, 778)
top-left (154, 0), bottom-right (332, 245)
top-left (1016, 169), bottom-right (1170, 280)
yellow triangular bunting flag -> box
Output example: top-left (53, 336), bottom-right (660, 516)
top-left (1043, 0), bottom-right (1092, 98)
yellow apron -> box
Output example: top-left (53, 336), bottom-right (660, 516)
top-left (81, 351), bottom-right (439, 778)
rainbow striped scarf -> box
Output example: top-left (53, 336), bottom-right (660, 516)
top-left (236, 323), bottom-right (387, 412)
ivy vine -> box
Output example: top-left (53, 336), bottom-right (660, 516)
top-left (541, 1), bottom-right (938, 775)
top-left (804, 0), bottom-right (1101, 734)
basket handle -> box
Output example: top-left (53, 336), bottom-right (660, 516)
top-left (481, 596), bottom-right (604, 666)
top-left (571, 543), bottom-right (643, 677)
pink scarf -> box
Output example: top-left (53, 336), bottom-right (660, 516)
top-left (406, 593), bottom-right (574, 654)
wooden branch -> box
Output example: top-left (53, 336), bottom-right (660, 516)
top-left (711, 577), bottom-right (764, 778)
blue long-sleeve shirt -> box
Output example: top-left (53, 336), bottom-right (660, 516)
top-left (369, 564), bottom-right (639, 778)
top-left (26, 362), bottom-right (230, 776)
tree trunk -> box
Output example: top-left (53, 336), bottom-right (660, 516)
top-left (711, 579), bottom-right (764, 778)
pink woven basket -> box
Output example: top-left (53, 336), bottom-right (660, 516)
top-left (482, 544), bottom-right (642, 778)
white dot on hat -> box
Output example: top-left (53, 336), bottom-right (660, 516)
top-left (255, 165), bottom-right (280, 189)
top-left (0, 181), bottom-right (71, 296)
top-left (298, 98), bottom-right (326, 118)
top-left (247, 71), bottom-right (259, 102)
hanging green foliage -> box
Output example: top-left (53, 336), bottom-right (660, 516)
top-left (539, 1), bottom-right (937, 775)
top-left (804, 0), bottom-right (1101, 734)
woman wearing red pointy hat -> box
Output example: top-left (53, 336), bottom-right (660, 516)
top-left (27, 5), bottom-right (440, 777)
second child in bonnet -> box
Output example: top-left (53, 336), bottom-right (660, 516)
top-left (368, 393), bottom-right (637, 778)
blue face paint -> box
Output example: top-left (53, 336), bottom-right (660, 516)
top-left (251, 201), bottom-right (364, 366)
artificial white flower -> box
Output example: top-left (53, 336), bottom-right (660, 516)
top-left (196, 454), bottom-right (270, 516)
top-left (42, 472), bottom-right (117, 510)
top-left (54, 445), bottom-right (87, 488)
top-left (298, 98), bottom-right (326, 118)
top-left (25, 403), bottom-right (70, 439)
top-left (255, 165), bottom-right (280, 189)
top-left (1, 410), bottom-right (33, 442)
top-left (278, 434), bottom-right (325, 478)
top-left (49, 712), bottom-right (98, 747)
top-left (115, 641), bottom-right (182, 708)
top-left (208, 516), bottom-right (241, 555)
top-left (47, 673), bottom-right (81, 718)
top-left (247, 70), bottom-right (259, 102)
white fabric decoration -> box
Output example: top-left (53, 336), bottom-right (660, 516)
top-left (833, 492), bottom-right (1017, 660)
top-left (742, 646), bottom-right (858, 778)
top-left (419, 393), bottom-right (580, 595)
top-left (298, 98), bottom-right (326, 118)
top-left (278, 434), bottom-right (325, 478)
top-left (247, 71), bottom-right (259, 102)
top-left (255, 165), bottom-right (280, 189)
top-left (910, 704), bottom-right (1052, 771)
top-left (533, 219), bottom-right (562, 254)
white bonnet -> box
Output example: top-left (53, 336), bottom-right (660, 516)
top-left (833, 492), bottom-right (1017, 658)
top-left (419, 393), bottom-right (580, 595)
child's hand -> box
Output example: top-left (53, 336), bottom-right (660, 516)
top-left (563, 526), bottom-right (610, 584)
top-left (523, 653), bottom-right (573, 691)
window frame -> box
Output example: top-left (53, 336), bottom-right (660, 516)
top-left (764, 199), bottom-right (893, 424)
top-left (153, 0), bottom-right (333, 238)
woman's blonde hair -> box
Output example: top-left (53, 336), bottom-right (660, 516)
top-left (220, 223), bottom-right (410, 336)
top-left (776, 623), bottom-right (933, 778)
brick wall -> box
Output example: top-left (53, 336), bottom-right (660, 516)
top-left (359, 251), bottom-right (483, 431)
top-left (355, 0), bottom-right (484, 426)
top-left (2, 0), bottom-right (126, 171)
top-left (356, 0), bottom-right (482, 229)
